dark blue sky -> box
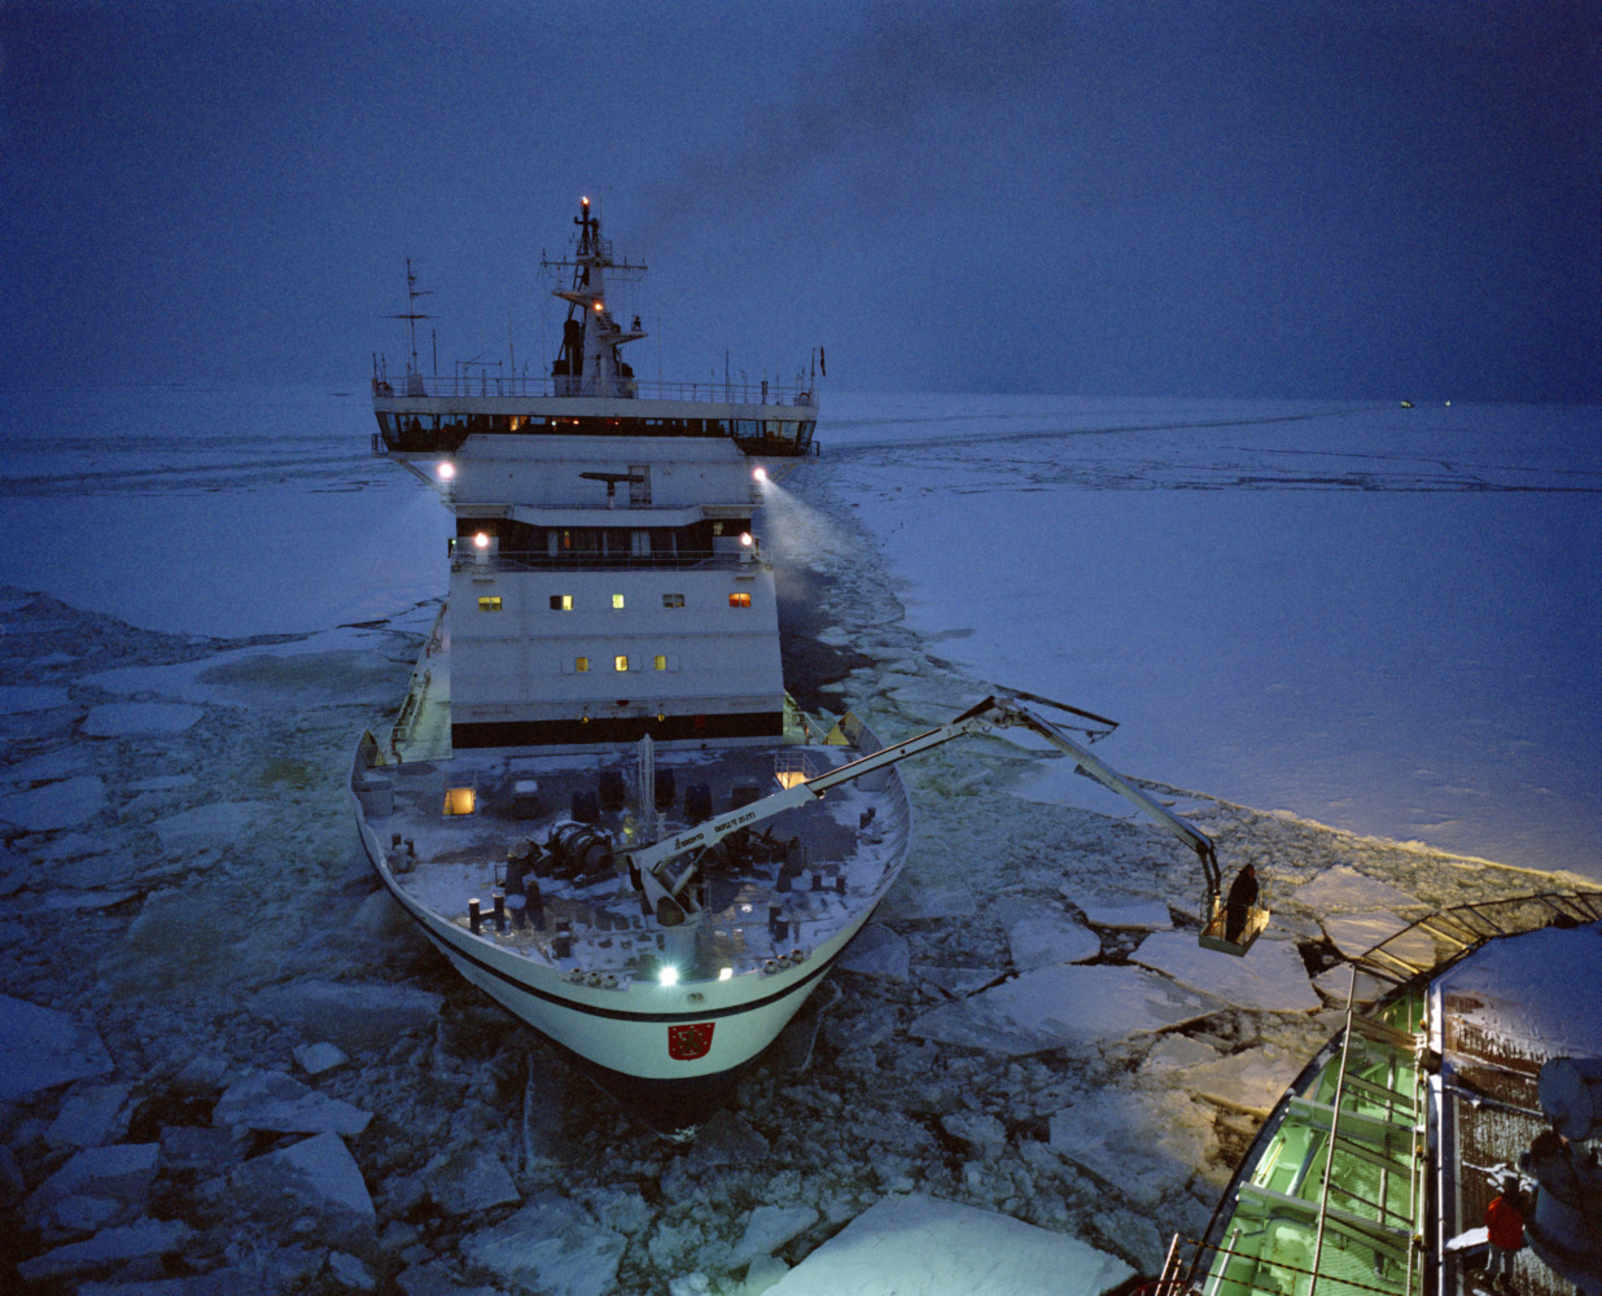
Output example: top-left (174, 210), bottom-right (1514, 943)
top-left (4, 0), bottom-right (1597, 400)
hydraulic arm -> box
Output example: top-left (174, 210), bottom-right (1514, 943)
top-left (625, 692), bottom-right (1224, 925)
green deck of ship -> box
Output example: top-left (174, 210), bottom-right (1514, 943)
top-left (1186, 989), bottom-right (1429, 1296)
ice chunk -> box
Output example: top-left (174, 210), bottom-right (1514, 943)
top-left (838, 923), bottom-right (910, 979)
top-left (878, 880), bottom-right (977, 922)
top-left (292, 1041), bottom-right (349, 1076)
top-left (252, 979), bottom-right (443, 1049)
top-left (24, 1143), bottom-right (158, 1222)
top-left (213, 1070), bottom-right (371, 1135)
top-left (0, 993), bottom-right (113, 1099)
top-left (1078, 900), bottom-right (1174, 930)
top-left (729, 1203), bottom-right (819, 1267)
top-left (82, 701), bottom-right (203, 736)
top-left (423, 1145), bottom-right (519, 1216)
top-left (460, 1194), bottom-right (626, 1296)
top-left (764, 1193), bottom-right (1133, 1296)
top-left (1140, 1034), bottom-right (1221, 1073)
top-left (230, 1130), bottom-right (376, 1253)
top-left (1049, 1090), bottom-right (1219, 1208)
top-left (1322, 909), bottom-right (1413, 958)
top-left (151, 800), bottom-right (272, 853)
top-left (1180, 1044), bottom-right (1307, 1115)
top-left (1131, 930), bottom-right (1322, 1013)
top-left (910, 964), bottom-right (1222, 1055)
top-left (45, 1082), bottom-right (133, 1148)
top-left (0, 685), bottom-right (70, 712)
top-left (0, 776), bottom-right (106, 831)
top-left (15, 1218), bottom-right (191, 1282)
top-left (1008, 913), bottom-right (1100, 969)
top-left (1293, 864), bottom-right (1420, 912)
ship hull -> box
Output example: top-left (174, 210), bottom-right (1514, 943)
top-left (349, 743), bottom-right (906, 1088)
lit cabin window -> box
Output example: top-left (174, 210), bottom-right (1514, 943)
top-left (653, 654), bottom-right (667, 671)
top-left (611, 593), bottom-right (625, 610)
top-left (442, 787), bottom-right (476, 815)
top-left (477, 596), bottom-right (503, 612)
top-left (663, 593), bottom-right (685, 609)
top-left (551, 594), bottom-right (573, 611)
top-left (729, 592), bottom-right (752, 608)
top-left (614, 655), bottom-right (630, 672)
top-left (575, 656), bottom-right (590, 673)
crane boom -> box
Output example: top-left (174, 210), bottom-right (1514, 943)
top-left (625, 694), bottom-right (1222, 921)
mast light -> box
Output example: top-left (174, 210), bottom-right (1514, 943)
top-left (436, 461), bottom-right (456, 482)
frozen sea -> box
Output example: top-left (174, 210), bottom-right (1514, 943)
top-left (0, 383), bottom-right (1597, 1292)
top-left (2, 386), bottom-right (1595, 879)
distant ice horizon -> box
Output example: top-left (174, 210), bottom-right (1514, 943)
top-left (1, 384), bottom-right (1596, 881)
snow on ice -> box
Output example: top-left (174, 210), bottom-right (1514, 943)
top-left (0, 389), bottom-right (1597, 1290)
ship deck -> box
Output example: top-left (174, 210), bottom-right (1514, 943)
top-left (359, 737), bottom-right (910, 987)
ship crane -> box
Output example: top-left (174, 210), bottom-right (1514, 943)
top-left (625, 692), bottom-right (1270, 957)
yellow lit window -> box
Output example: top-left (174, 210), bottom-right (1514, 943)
top-left (729, 592), bottom-right (752, 608)
top-left (611, 593), bottom-right (625, 610)
top-left (575, 656), bottom-right (590, 673)
top-left (653, 654), bottom-right (667, 671)
top-left (614, 655), bottom-right (630, 672)
top-left (477, 596), bottom-right (503, 612)
top-left (442, 787), bottom-right (476, 815)
top-left (550, 594), bottom-right (573, 611)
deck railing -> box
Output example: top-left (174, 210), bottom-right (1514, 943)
top-left (373, 370), bottom-right (816, 407)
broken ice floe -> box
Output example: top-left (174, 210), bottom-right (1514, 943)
top-left (81, 700), bottom-right (204, 736)
top-left (911, 963), bottom-right (1222, 1055)
top-left (1049, 1089), bottom-right (1220, 1209)
top-left (458, 1193), bottom-right (627, 1296)
top-left (837, 922), bottom-right (910, 979)
top-left (212, 1069), bottom-right (372, 1136)
top-left (1293, 862), bottom-right (1420, 911)
top-left (1077, 898), bottom-right (1174, 930)
top-left (1321, 908), bottom-right (1414, 957)
top-left (0, 993), bottom-right (113, 1100)
top-left (229, 1130), bottom-right (376, 1255)
top-left (1131, 929), bottom-right (1322, 1013)
top-left (1008, 913), bottom-right (1101, 969)
top-left (15, 1217), bottom-right (192, 1283)
top-left (0, 775), bottom-right (106, 831)
top-left (765, 1192), bottom-right (1134, 1296)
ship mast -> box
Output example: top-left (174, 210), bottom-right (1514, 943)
top-left (386, 258), bottom-right (434, 393)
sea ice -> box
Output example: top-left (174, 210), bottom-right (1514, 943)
top-left (44, 1082), bottom-right (133, 1148)
top-left (1177, 1043), bottom-right (1308, 1115)
top-left (838, 922), bottom-right (910, 979)
top-left (229, 1130), bottom-right (376, 1253)
top-left (1007, 913), bottom-right (1102, 969)
top-left (14, 1218), bottom-right (192, 1283)
top-left (0, 684), bottom-right (70, 712)
top-left (1322, 909), bottom-right (1413, 958)
top-left (1293, 863), bottom-right (1421, 912)
top-left (81, 701), bottom-right (204, 736)
top-left (729, 1203), bottom-right (819, 1267)
top-left (765, 1193), bottom-right (1133, 1295)
top-left (910, 963), bottom-right (1222, 1055)
top-left (251, 978), bottom-right (444, 1049)
top-left (460, 1194), bottom-right (626, 1296)
top-left (0, 994), bottom-right (113, 1100)
top-left (423, 1145), bottom-right (520, 1216)
top-left (212, 1070), bottom-right (372, 1136)
top-left (1049, 1089), bottom-right (1220, 1208)
top-left (1078, 899), bottom-right (1174, 930)
top-left (151, 800), bottom-right (274, 853)
top-left (0, 775), bottom-right (106, 831)
top-left (1130, 930), bottom-right (1322, 1013)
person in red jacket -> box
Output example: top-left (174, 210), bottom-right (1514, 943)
top-left (1484, 1176), bottom-right (1524, 1291)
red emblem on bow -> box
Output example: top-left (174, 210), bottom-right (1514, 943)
top-left (667, 1022), bottom-right (714, 1061)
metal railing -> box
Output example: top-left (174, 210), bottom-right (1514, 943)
top-left (373, 370), bottom-right (817, 407)
top-left (449, 544), bottom-right (759, 572)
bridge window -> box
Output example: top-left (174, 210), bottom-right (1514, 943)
top-left (729, 592), bottom-right (752, 608)
top-left (477, 596), bottom-right (503, 612)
